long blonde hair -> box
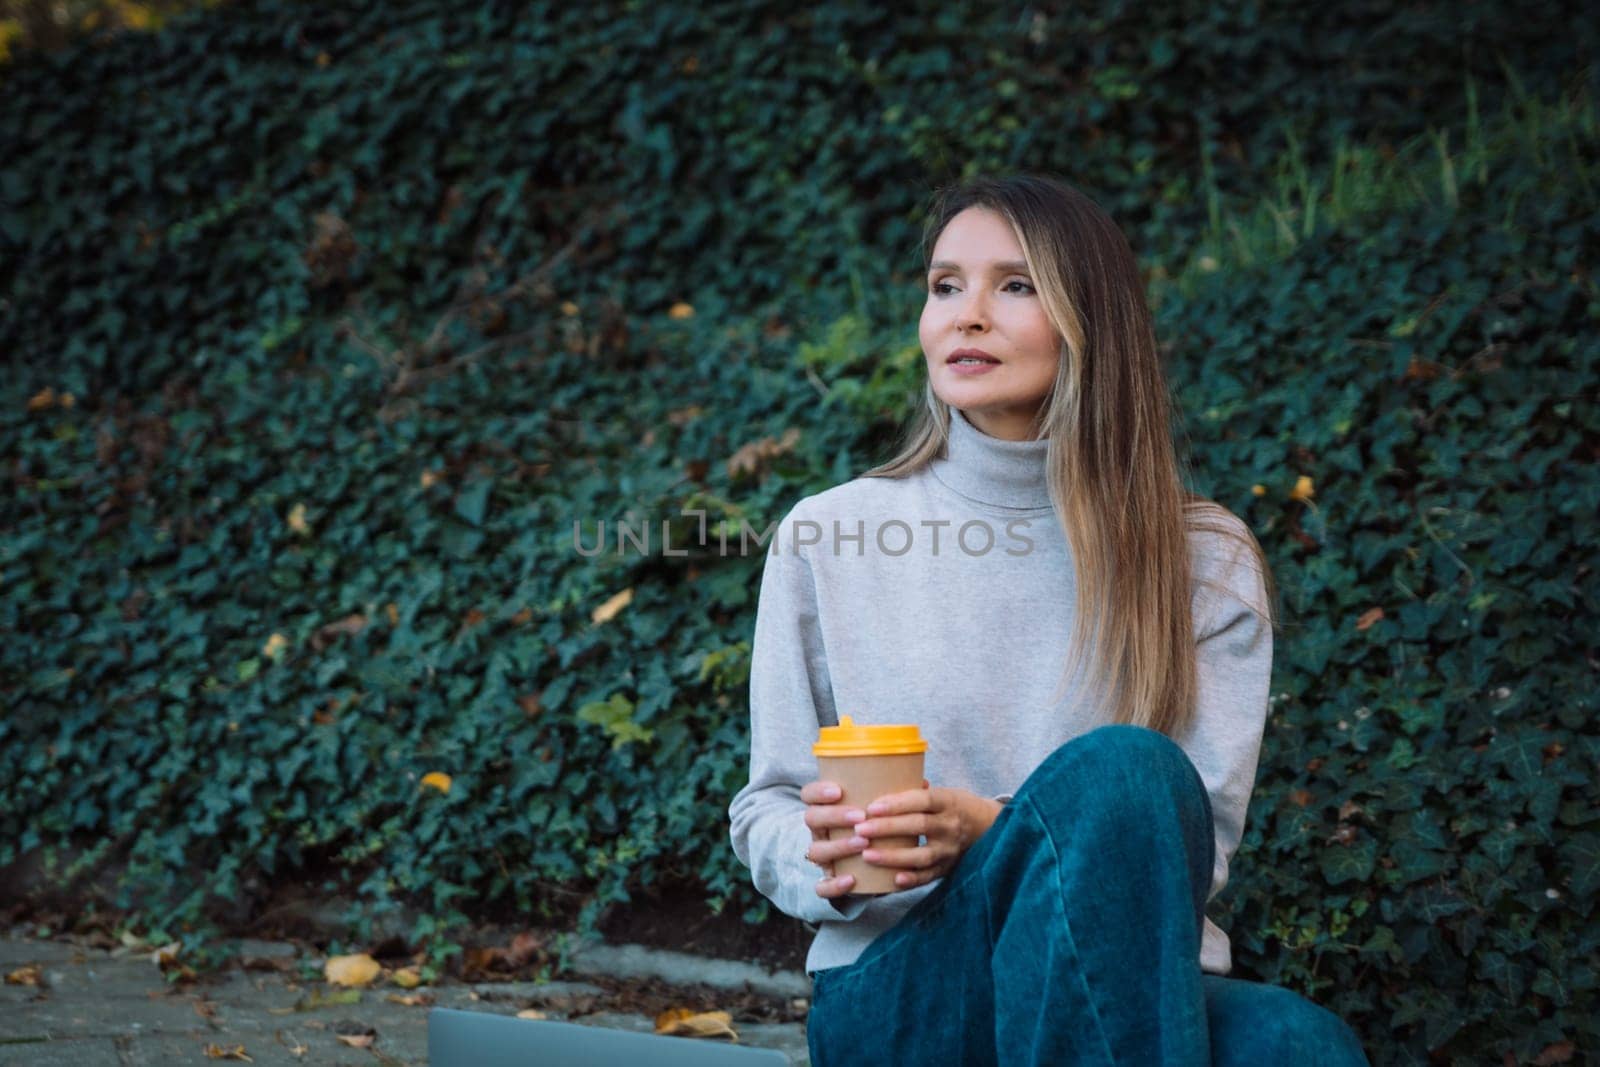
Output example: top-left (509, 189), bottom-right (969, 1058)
top-left (861, 173), bottom-right (1279, 740)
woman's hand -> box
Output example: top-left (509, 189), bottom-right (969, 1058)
top-left (852, 780), bottom-right (1004, 890)
top-left (800, 779), bottom-right (868, 899)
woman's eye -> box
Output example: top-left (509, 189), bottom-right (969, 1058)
top-left (929, 280), bottom-right (1033, 295)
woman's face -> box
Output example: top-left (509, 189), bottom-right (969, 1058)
top-left (920, 206), bottom-right (1061, 441)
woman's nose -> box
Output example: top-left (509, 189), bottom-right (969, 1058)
top-left (956, 293), bottom-right (989, 330)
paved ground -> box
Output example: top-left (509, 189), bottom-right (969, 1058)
top-left (0, 930), bottom-right (811, 1065)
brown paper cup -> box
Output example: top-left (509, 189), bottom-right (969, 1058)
top-left (813, 716), bottom-right (930, 896)
top-left (817, 751), bottom-right (926, 894)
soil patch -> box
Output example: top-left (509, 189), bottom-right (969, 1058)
top-left (597, 886), bottom-right (810, 975)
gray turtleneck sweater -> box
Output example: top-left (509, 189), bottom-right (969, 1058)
top-left (727, 408), bottom-right (1273, 977)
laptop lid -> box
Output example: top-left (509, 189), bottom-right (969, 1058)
top-left (428, 1007), bottom-right (792, 1066)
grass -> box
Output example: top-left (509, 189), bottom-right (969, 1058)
top-left (1152, 59), bottom-right (1598, 306)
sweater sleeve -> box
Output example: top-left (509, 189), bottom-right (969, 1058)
top-left (727, 509), bottom-right (871, 925)
top-left (1178, 529), bottom-right (1274, 908)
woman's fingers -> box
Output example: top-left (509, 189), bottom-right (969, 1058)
top-left (850, 811), bottom-right (935, 840)
top-left (859, 842), bottom-right (939, 870)
top-left (862, 843), bottom-right (946, 889)
top-left (813, 872), bottom-right (857, 898)
top-left (799, 780), bottom-right (843, 804)
top-left (806, 833), bottom-right (870, 867)
top-left (803, 801), bottom-right (868, 833)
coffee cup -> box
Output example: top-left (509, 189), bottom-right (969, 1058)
top-left (813, 715), bottom-right (928, 894)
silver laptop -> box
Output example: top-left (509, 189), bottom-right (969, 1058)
top-left (428, 1007), bottom-right (792, 1065)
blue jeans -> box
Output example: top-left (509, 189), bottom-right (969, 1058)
top-left (806, 724), bottom-right (1370, 1066)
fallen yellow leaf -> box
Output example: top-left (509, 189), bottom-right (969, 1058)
top-left (387, 992), bottom-right (435, 1007)
top-left (324, 953), bottom-right (381, 988)
top-left (420, 469), bottom-right (441, 489)
top-left (287, 502), bottom-right (310, 534)
top-left (667, 302), bottom-right (694, 319)
top-left (560, 301), bottom-right (580, 316)
top-left (515, 1008), bottom-right (549, 1020)
top-left (26, 387), bottom-right (55, 412)
top-left (590, 588), bottom-right (633, 625)
top-left (269, 987), bottom-right (361, 1014)
top-left (420, 772), bottom-right (453, 794)
top-left (390, 966), bottom-right (422, 988)
top-left (1290, 475), bottom-right (1315, 502)
top-left (4, 965), bottom-right (41, 986)
top-left (262, 633), bottom-right (288, 660)
top-left (203, 1045), bottom-right (253, 1062)
top-left (654, 1007), bottom-right (737, 1040)
top-left (1250, 484), bottom-right (1266, 497)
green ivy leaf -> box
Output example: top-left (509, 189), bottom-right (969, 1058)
top-left (1319, 837), bottom-right (1377, 886)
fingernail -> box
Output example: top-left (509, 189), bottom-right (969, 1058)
top-left (848, 836), bottom-right (869, 848)
top-left (839, 875), bottom-right (854, 888)
top-left (845, 809), bottom-right (865, 822)
top-left (823, 786), bottom-right (840, 800)
top-left (862, 849), bottom-right (880, 861)
top-left (866, 802), bottom-right (887, 815)
top-left (854, 822), bottom-right (871, 835)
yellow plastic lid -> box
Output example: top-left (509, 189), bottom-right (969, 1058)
top-left (813, 715), bottom-right (928, 757)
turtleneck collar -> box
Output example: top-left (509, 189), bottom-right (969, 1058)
top-left (927, 408), bottom-right (1053, 511)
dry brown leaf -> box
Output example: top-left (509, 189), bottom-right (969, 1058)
top-left (202, 1045), bottom-right (253, 1062)
top-left (154, 942), bottom-right (197, 982)
top-left (4, 965), bottom-right (41, 986)
top-left (386, 992), bottom-right (435, 1007)
top-left (323, 954), bottom-right (381, 988)
top-left (515, 1008), bottom-right (549, 1020)
top-left (333, 1021), bottom-right (377, 1048)
top-left (1534, 1041), bottom-right (1576, 1065)
top-left (517, 691), bottom-right (542, 719)
top-left (590, 587), bottom-right (634, 625)
top-left (311, 613), bottom-right (367, 650)
top-left (1354, 606), bottom-right (1385, 631)
top-left (335, 1033), bottom-right (375, 1049)
top-left (507, 931), bottom-right (545, 968)
top-left (654, 1008), bottom-right (737, 1040)
top-left (727, 427), bottom-right (801, 479)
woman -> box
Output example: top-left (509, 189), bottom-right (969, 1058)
top-left (727, 173), bottom-right (1369, 1066)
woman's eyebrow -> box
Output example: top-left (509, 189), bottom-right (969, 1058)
top-left (928, 259), bottom-right (1030, 274)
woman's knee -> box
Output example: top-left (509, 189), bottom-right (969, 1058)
top-left (1206, 978), bottom-right (1370, 1067)
top-left (1016, 724), bottom-right (1206, 824)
